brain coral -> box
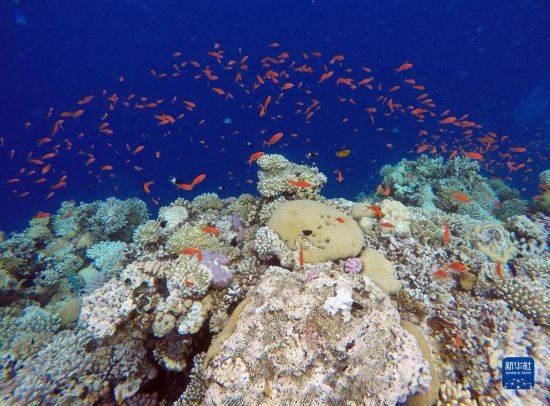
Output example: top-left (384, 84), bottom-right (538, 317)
top-left (267, 200), bottom-right (364, 263)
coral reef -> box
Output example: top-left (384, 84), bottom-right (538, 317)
top-left (0, 154), bottom-right (548, 404)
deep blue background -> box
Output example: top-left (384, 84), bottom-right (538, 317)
top-left (1, 0), bottom-right (549, 232)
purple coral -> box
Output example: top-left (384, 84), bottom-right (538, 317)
top-left (202, 251), bottom-right (233, 289)
top-left (343, 257), bottom-right (363, 274)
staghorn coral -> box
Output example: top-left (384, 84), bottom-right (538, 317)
top-left (167, 256), bottom-right (212, 299)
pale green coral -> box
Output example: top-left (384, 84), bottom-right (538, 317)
top-left (26, 217), bottom-right (53, 241)
top-left (90, 197), bottom-right (149, 241)
top-left (227, 194), bottom-right (259, 223)
top-left (192, 193), bottom-right (224, 214)
top-left (168, 257), bottom-right (212, 298)
top-left (165, 224), bottom-right (222, 254)
top-left (133, 220), bottom-right (162, 248)
top-left (38, 245), bottom-right (84, 286)
top-left (86, 241), bottom-right (128, 275)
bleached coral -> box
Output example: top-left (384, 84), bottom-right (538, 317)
top-left (158, 204), bottom-right (189, 232)
top-left (78, 277), bottom-right (136, 339)
top-left (203, 267), bottom-right (430, 404)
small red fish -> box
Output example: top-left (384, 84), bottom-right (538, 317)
top-left (179, 247), bottom-right (203, 261)
top-left (369, 204), bottom-right (383, 218)
top-left (287, 179), bottom-right (311, 187)
top-left (443, 221), bottom-right (450, 244)
top-left (495, 262), bottom-right (503, 279)
top-left (380, 222), bottom-right (395, 228)
top-left (35, 211), bottom-right (51, 219)
top-left (246, 151), bottom-right (264, 165)
top-left (434, 268), bottom-right (450, 279)
top-left (202, 226), bottom-right (220, 236)
top-left (454, 331), bottom-right (461, 350)
top-left (452, 192), bottom-right (471, 203)
top-left (445, 262), bottom-right (468, 272)
top-left (335, 217), bottom-right (345, 223)
top-left (143, 181), bottom-right (154, 194)
top-left (263, 132), bottom-right (283, 147)
top-left (191, 174), bottom-right (206, 186)
top-left (336, 169), bottom-right (344, 183)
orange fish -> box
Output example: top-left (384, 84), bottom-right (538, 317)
top-left (495, 262), bottom-right (503, 279)
top-left (510, 147), bottom-right (527, 153)
top-left (191, 174), bottom-right (206, 186)
top-left (369, 204), bottom-right (383, 218)
top-left (434, 268), bottom-right (450, 279)
top-left (77, 95), bottom-right (94, 105)
top-left (202, 226), bottom-right (220, 235)
top-left (263, 132), bottom-right (283, 147)
top-left (281, 82), bottom-right (294, 91)
top-left (35, 211), bottom-right (51, 219)
top-left (452, 192), bottom-right (471, 203)
top-left (439, 116), bottom-right (457, 124)
top-left (454, 331), bottom-right (461, 350)
top-left (143, 181), bottom-right (154, 194)
top-left (101, 165), bottom-right (113, 171)
top-left (287, 179), bottom-right (311, 187)
top-left (462, 151), bottom-right (483, 161)
top-left (133, 145), bottom-right (144, 154)
top-left (445, 262), bottom-right (468, 272)
top-left (395, 62), bottom-right (413, 73)
top-left (179, 247), bottom-right (203, 261)
top-left (246, 151), bottom-right (264, 165)
top-left (335, 217), bottom-right (345, 223)
top-left (380, 222), bottom-right (395, 228)
top-left (443, 221), bottom-right (450, 244)
top-left (336, 170), bottom-right (344, 183)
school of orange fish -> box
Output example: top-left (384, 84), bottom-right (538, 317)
top-left (2, 42), bottom-right (546, 208)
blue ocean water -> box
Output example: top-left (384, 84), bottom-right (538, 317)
top-left (1, 0), bottom-right (549, 232)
